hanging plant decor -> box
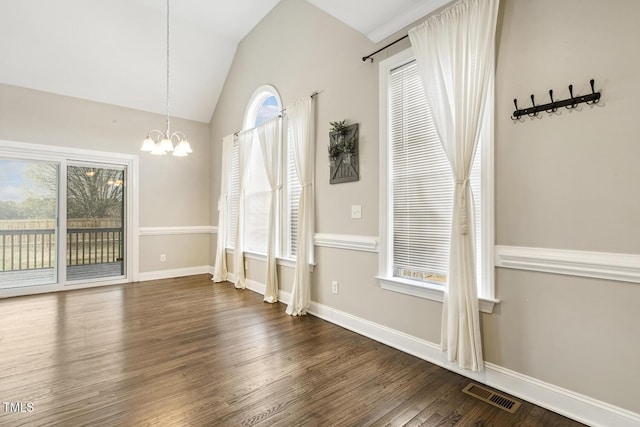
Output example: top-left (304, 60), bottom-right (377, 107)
top-left (328, 120), bottom-right (359, 184)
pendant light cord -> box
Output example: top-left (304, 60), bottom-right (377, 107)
top-left (165, 0), bottom-right (171, 135)
top-left (141, 0), bottom-right (191, 155)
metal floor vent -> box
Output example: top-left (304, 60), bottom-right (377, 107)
top-left (462, 383), bottom-right (521, 414)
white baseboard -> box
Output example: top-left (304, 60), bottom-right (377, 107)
top-left (189, 270), bottom-right (640, 426)
top-left (138, 266), bottom-right (212, 282)
top-left (245, 278), bottom-right (266, 295)
top-left (307, 300), bottom-right (640, 427)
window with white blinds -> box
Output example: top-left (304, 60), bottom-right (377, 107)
top-left (223, 135), bottom-right (272, 255)
top-left (389, 60), bottom-right (481, 286)
top-left (286, 126), bottom-right (301, 258)
top-left (225, 142), bottom-right (239, 250)
top-left (223, 84), bottom-right (301, 261)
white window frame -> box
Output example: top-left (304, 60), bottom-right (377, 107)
top-left (243, 85), bottom-right (282, 129)
top-left (377, 48), bottom-right (497, 313)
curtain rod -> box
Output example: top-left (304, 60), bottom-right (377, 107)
top-left (233, 91), bottom-right (319, 137)
top-left (362, 35), bottom-right (409, 63)
top-left (280, 91), bottom-right (319, 114)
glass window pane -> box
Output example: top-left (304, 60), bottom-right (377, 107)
top-left (254, 95), bottom-right (279, 127)
top-left (0, 159), bottom-right (58, 289)
top-left (66, 165), bottom-right (125, 281)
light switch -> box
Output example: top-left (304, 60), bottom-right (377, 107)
top-left (351, 205), bottom-right (362, 219)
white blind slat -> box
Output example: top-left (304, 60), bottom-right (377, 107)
top-left (226, 141), bottom-right (240, 249)
top-left (389, 61), bottom-right (481, 284)
top-left (287, 126), bottom-right (301, 257)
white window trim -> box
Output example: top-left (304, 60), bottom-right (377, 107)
top-left (226, 248), bottom-right (314, 271)
top-left (377, 48), bottom-right (497, 313)
top-left (243, 85), bottom-right (283, 130)
top-left (376, 275), bottom-right (497, 314)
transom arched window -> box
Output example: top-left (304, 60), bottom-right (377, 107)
top-left (244, 85), bottom-right (281, 129)
top-left (226, 84), bottom-right (299, 261)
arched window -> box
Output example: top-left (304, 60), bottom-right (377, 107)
top-left (226, 84), bottom-right (299, 261)
top-left (242, 86), bottom-right (281, 254)
top-left (243, 85), bottom-right (281, 129)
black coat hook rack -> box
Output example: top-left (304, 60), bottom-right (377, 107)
top-left (511, 79), bottom-right (601, 120)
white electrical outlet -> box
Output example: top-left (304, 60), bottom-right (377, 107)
top-left (160, 254), bottom-right (166, 262)
top-left (331, 280), bottom-right (339, 294)
top-left (351, 205), bottom-right (362, 219)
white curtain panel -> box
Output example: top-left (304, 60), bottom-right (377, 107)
top-left (257, 117), bottom-right (281, 303)
top-left (213, 134), bottom-right (234, 283)
top-left (285, 96), bottom-right (315, 316)
top-left (233, 130), bottom-right (254, 289)
top-left (408, 0), bottom-right (499, 372)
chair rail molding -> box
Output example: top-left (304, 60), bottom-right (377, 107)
top-left (139, 226), bottom-right (218, 236)
top-left (495, 245), bottom-right (640, 284)
top-left (314, 233), bottom-right (378, 253)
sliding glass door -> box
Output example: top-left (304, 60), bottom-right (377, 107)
top-left (0, 158), bottom-right (59, 289)
top-left (0, 154), bottom-right (129, 291)
top-left (66, 164), bottom-right (126, 282)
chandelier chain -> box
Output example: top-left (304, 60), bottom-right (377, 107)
top-left (165, 0), bottom-right (171, 135)
top-left (140, 0), bottom-right (191, 156)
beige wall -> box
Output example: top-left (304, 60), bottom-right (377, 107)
top-left (496, 0), bottom-right (640, 252)
top-left (492, 0), bottom-right (640, 413)
top-left (209, 0), bottom-right (640, 415)
top-left (209, 0), bottom-right (379, 239)
top-left (0, 83), bottom-right (211, 273)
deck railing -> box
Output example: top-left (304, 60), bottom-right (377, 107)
top-left (67, 228), bottom-right (123, 267)
top-left (0, 228), bottom-right (124, 272)
top-left (0, 229), bottom-right (56, 271)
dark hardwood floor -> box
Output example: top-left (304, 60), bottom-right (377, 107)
top-left (0, 274), bottom-right (584, 426)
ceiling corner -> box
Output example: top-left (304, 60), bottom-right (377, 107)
top-left (366, 0), bottom-right (454, 43)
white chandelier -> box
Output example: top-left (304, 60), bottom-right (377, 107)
top-left (141, 0), bottom-right (192, 157)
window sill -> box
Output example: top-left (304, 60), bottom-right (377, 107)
top-left (225, 249), bottom-right (314, 271)
top-left (376, 275), bottom-right (499, 314)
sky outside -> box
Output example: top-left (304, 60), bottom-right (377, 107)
top-left (255, 95), bottom-right (279, 127)
top-left (0, 159), bottom-right (27, 202)
top-left (0, 159), bottom-right (57, 203)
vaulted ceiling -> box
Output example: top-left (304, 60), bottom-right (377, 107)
top-left (0, 0), bottom-right (450, 123)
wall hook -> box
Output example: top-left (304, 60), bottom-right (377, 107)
top-left (511, 79), bottom-right (602, 121)
top-left (586, 79), bottom-right (599, 105)
top-left (511, 98), bottom-right (520, 120)
top-left (565, 84), bottom-right (578, 109)
top-left (546, 89), bottom-right (557, 113)
top-left (528, 94), bottom-right (538, 117)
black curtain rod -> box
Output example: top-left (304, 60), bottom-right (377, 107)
top-left (362, 35), bottom-right (409, 62)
